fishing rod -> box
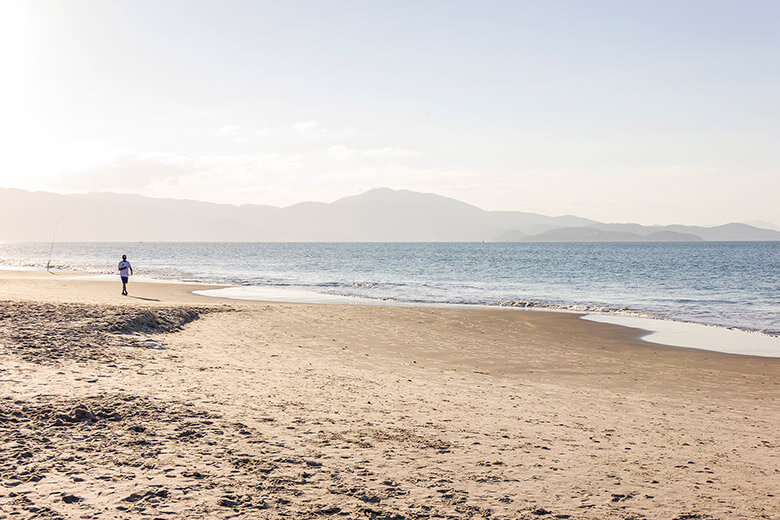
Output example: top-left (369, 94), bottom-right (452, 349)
top-left (46, 222), bottom-right (58, 273)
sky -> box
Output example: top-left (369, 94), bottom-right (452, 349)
top-left (1, 0), bottom-right (778, 226)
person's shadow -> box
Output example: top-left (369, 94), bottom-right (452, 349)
top-left (128, 296), bottom-right (160, 302)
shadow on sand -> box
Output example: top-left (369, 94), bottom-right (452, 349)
top-left (127, 295), bottom-right (161, 302)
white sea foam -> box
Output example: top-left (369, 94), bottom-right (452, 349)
top-left (0, 264), bottom-right (41, 271)
top-left (193, 286), bottom-right (373, 304)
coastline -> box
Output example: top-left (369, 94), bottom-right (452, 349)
top-left (1, 270), bottom-right (779, 518)
top-left (2, 240), bottom-right (777, 336)
top-left (195, 285), bottom-right (780, 358)
top-left (6, 264), bottom-right (780, 357)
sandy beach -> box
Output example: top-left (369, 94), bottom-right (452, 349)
top-left (1, 270), bottom-right (778, 520)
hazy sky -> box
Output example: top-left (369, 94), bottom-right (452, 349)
top-left (1, 0), bottom-right (778, 226)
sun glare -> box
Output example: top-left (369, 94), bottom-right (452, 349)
top-left (0, 0), bottom-right (28, 54)
top-left (0, 0), bottom-right (32, 103)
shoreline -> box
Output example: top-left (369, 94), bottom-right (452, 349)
top-left (1, 268), bottom-right (778, 518)
top-left (3, 267), bottom-right (779, 358)
top-left (2, 242), bottom-right (777, 338)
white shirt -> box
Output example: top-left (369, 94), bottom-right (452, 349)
top-left (118, 261), bottom-right (132, 277)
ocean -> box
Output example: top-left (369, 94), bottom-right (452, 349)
top-left (1, 241), bottom-right (778, 337)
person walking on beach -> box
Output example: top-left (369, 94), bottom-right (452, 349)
top-left (118, 255), bottom-right (133, 296)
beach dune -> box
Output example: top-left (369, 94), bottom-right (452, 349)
top-left (0, 271), bottom-right (778, 519)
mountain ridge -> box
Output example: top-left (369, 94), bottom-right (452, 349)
top-left (0, 187), bottom-right (777, 242)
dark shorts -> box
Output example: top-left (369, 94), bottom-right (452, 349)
top-left (121, 276), bottom-right (129, 283)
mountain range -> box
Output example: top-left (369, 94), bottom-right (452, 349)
top-left (1, 187), bottom-right (778, 242)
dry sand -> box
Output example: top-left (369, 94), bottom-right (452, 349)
top-left (0, 270), bottom-right (778, 519)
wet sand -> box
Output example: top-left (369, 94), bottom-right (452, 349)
top-left (1, 270), bottom-right (778, 519)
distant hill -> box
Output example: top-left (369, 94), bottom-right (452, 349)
top-left (643, 230), bottom-right (703, 242)
top-left (0, 187), bottom-right (778, 242)
top-left (746, 220), bottom-right (780, 231)
top-left (521, 227), bottom-right (702, 242)
top-left (664, 223), bottom-right (780, 242)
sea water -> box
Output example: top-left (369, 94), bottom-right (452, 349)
top-left (1, 242), bottom-right (778, 338)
